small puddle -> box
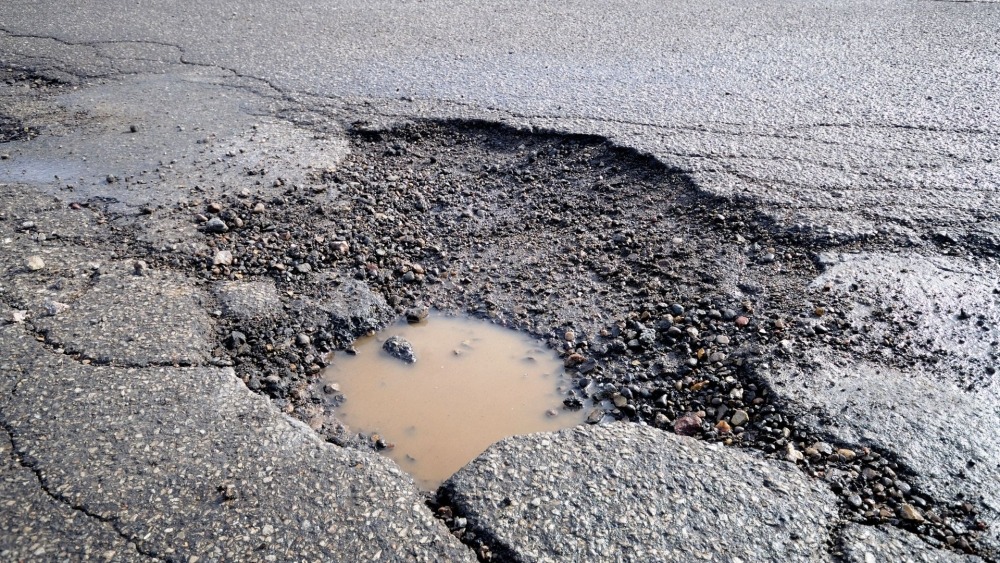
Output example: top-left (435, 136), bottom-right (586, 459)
top-left (323, 315), bottom-right (587, 489)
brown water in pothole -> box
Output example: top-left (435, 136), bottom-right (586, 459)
top-left (323, 315), bottom-right (587, 490)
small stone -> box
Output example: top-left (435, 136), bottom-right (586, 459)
top-left (564, 353), bottom-right (586, 368)
top-left (296, 333), bottom-right (311, 346)
top-left (43, 300), bottom-right (70, 316)
top-left (785, 443), bottom-right (804, 463)
top-left (735, 316), bottom-right (749, 327)
top-left (900, 503), bottom-right (924, 522)
top-left (252, 202), bottom-right (266, 214)
top-left (836, 448), bottom-right (857, 461)
top-left (716, 335), bottom-right (730, 345)
top-left (25, 256), bottom-right (45, 271)
top-left (405, 306), bottom-right (429, 323)
top-left (670, 304), bottom-right (685, 315)
top-left (774, 318), bottom-right (786, 330)
top-left (323, 383), bottom-right (340, 394)
top-left (295, 263), bottom-right (312, 274)
top-left (814, 306), bottom-right (827, 317)
top-left (810, 441), bottom-right (834, 456)
top-left (383, 335), bottom-right (416, 363)
top-left (213, 250), bottom-right (234, 266)
top-left (708, 351), bottom-right (726, 363)
top-left (205, 217), bottom-right (228, 233)
top-left (673, 413), bottom-right (702, 436)
top-left (730, 409), bottom-right (749, 426)
top-left (654, 413), bottom-right (669, 428)
top-left (847, 494), bottom-right (863, 509)
top-left (586, 409), bottom-right (603, 424)
top-left (207, 202), bottom-right (222, 213)
top-left (11, 310), bottom-right (28, 324)
top-left (715, 420), bottom-right (732, 433)
top-left (261, 524), bottom-right (274, 536)
top-left (129, 124), bottom-right (139, 133)
top-left (612, 394), bottom-right (628, 408)
top-left (133, 260), bottom-right (149, 275)
top-left (564, 330), bottom-right (576, 341)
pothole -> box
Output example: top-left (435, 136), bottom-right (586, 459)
top-left (322, 313), bottom-right (589, 489)
top-left (122, 118), bottom-right (990, 558)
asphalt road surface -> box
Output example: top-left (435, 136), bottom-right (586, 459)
top-left (1, 1), bottom-right (998, 561)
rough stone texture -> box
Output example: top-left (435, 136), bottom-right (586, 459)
top-left (812, 252), bottom-right (1000, 387)
top-left (213, 279), bottom-right (283, 322)
top-left (34, 263), bottom-right (214, 366)
top-left (315, 279), bottom-right (395, 346)
top-left (0, 432), bottom-right (150, 562)
top-left (839, 524), bottom-right (983, 563)
top-left (443, 423), bottom-right (837, 562)
top-left (0, 326), bottom-right (472, 562)
top-left (758, 353), bottom-right (1000, 552)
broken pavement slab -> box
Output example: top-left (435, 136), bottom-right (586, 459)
top-left (33, 262), bottom-right (214, 366)
top-left (0, 327), bottom-right (473, 562)
top-left (442, 423), bottom-right (838, 562)
top-left (758, 352), bottom-right (1000, 553)
top-left (0, 432), bottom-right (150, 562)
top-left (839, 523), bottom-right (983, 563)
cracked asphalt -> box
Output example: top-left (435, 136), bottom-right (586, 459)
top-left (1, 0), bottom-right (999, 561)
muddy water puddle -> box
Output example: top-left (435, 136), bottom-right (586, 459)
top-left (323, 315), bottom-right (587, 489)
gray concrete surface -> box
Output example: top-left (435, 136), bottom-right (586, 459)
top-left (1, 0), bottom-right (999, 560)
top-left (443, 423), bottom-right (838, 562)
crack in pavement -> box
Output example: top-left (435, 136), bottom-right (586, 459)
top-left (0, 408), bottom-right (161, 561)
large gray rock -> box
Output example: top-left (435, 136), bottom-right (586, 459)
top-left (839, 524), bottom-right (982, 563)
top-left (443, 423), bottom-right (837, 562)
top-left (0, 327), bottom-right (472, 562)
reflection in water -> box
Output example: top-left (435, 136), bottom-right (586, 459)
top-left (323, 315), bottom-right (585, 489)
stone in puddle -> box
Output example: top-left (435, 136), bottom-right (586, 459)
top-left (382, 335), bottom-right (416, 363)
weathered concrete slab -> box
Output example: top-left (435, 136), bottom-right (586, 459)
top-left (812, 252), bottom-right (1000, 387)
top-left (33, 263), bottom-right (214, 366)
top-left (0, 329), bottom-right (472, 562)
top-left (839, 524), bottom-right (982, 563)
top-left (758, 352), bottom-right (1000, 552)
top-left (443, 423), bottom-right (837, 562)
top-left (213, 279), bottom-right (283, 322)
top-left (0, 433), bottom-right (149, 562)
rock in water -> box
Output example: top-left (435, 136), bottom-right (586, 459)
top-left (383, 335), bottom-right (416, 363)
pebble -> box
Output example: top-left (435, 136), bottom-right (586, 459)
top-left (564, 353), bottom-right (586, 368)
top-left (213, 250), bottom-right (234, 266)
top-left (25, 256), bottom-right (45, 271)
top-left (296, 334), bottom-right (311, 346)
top-left (715, 420), bottom-right (731, 433)
top-left (735, 316), bottom-right (749, 327)
top-left (205, 217), bottom-right (229, 233)
top-left (295, 263), bottom-right (312, 274)
top-left (383, 335), bottom-right (417, 363)
top-left (252, 202), bottom-right (266, 214)
top-left (730, 409), bottom-right (749, 426)
top-left (564, 330), bottom-right (576, 341)
top-left (673, 413), bottom-right (702, 436)
top-left (207, 202), bottom-right (222, 213)
top-left (11, 310), bottom-right (28, 324)
top-left (716, 335), bottom-right (730, 345)
top-left (785, 443), bottom-right (804, 463)
top-left (900, 503), bottom-right (924, 522)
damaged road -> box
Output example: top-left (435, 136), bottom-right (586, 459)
top-left (1, 0), bottom-right (999, 561)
